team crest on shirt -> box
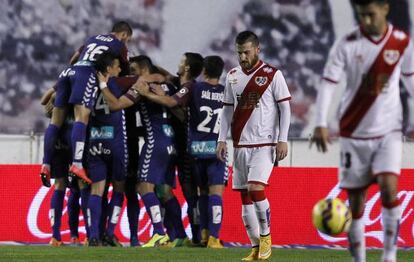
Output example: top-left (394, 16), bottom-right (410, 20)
top-left (255, 76), bottom-right (268, 86)
top-left (383, 50), bottom-right (400, 65)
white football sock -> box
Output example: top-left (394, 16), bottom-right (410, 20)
top-left (242, 204), bottom-right (260, 246)
top-left (348, 218), bottom-right (366, 262)
top-left (253, 199), bottom-right (271, 236)
top-left (381, 205), bottom-right (400, 262)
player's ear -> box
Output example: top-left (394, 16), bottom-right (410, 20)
top-left (383, 3), bottom-right (390, 16)
top-left (184, 65), bottom-right (190, 72)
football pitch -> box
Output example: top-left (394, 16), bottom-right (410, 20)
top-left (1, 246), bottom-right (414, 261)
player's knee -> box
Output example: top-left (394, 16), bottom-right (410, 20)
top-left (247, 182), bottom-right (265, 192)
top-left (249, 190), bottom-right (266, 202)
top-left (156, 186), bottom-right (174, 203)
top-left (209, 185), bottom-right (224, 196)
top-left (54, 178), bottom-right (67, 190)
top-left (137, 182), bottom-right (153, 195)
top-left (240, 190), bottom-right (253, 205)
top-left (381, 188), bottom-right (398, 208)
top-left (112, 180), bottom-right (125, 193)
top-left (90, 180), bottom-right (106, 196)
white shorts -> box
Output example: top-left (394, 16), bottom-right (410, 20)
top-left (232, 146), bottom-right (276, 190)
top-left (339, 132), bottom-right (402, 189)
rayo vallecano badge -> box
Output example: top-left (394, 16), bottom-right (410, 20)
top-left (383, 50), bottom-right (400, 65)
top-left (255, 76), bottom-right (268, 86)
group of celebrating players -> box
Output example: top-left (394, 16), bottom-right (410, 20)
top-left (39, 21), bottom-right (228, 250)
top-left (37, 1), bottom-right (411, 261)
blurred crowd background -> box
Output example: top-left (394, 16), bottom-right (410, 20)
top-left (0, 0), bottom-right (412, 137)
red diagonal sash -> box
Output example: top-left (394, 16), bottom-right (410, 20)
top-left (231, 65), bottom-right (277, 146)
top-left (340, 28), bottom-right (410, 137)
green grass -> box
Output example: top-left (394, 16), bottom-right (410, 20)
top-left (1, 246), bottom-right (414, 261)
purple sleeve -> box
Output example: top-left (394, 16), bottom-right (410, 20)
top-left (172, 83), bottom-right (192, 106)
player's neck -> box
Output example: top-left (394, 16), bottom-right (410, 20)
top-left (375, 23), bottom-right (388, 37)
top-left (362, 23), bottom-right (388, 38)
top-left (179, 74), bottom-right (192, 85)
top-left (204, 78), bottom-right (219, 85)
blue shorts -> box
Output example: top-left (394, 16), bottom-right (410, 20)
top-left (138, 139), bottom-right (176, 186)
top-left (192, 158), bottom-right (227, 186)
top-left (54, 66), bottom-right (98, 110)
top-left (87, 134), bottom-right (127, 183)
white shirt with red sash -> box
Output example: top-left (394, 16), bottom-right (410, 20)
top-left (316, 24), bottom-right (414, 138)
top-left (219, 60), bottom-right (291, 147)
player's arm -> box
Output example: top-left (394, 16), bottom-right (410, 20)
top-left (216, 104), bottom-right (233, 162)
top-left (40, 87), bottom-right (56, 118)
top-left (40, 87), bottom-right (55, 105)
top-left (310, 79), bottom-right (336, 153)
top-left (276, 100), bottom-right (291, 161)
top-left (310, 38), bottom-right (346, 152)
top-left (135, 81), bottom-right (179, 108)
top-left (216, 74), bottom-right (235, 162)
top-left (139, 73), bottom-right (166, 84)
top-left (119, 45), bottom-right (130, 76)
top-left (69, 45), bottom-right (84, 65)
top-left (272, 70), bottom-right (292, 160)
top-left (401, 40), bottom-right (414, 97)
top-left (98, 73), bottom-right (136, 111)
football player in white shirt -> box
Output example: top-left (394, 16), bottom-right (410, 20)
top-left (216, 31), bottom-right (291, 261)
top-left (311, 0), bottom-right (414, 261)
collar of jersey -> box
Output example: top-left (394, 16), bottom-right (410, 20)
top-left (242, 60), bottom-right (263, 75)
top-left (74, 60), bottom-right (93, 66)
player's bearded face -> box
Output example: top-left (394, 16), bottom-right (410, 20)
top-left (355, 3), bottom-right (389, 36)
top-left (236, 42), bottom-right (260, 71)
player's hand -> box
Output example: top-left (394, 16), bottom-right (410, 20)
top-left (310, 127), bottom-right (330, 153)
top-left (43, 93), bottom-right (55, 118)
top-left (216, 141), bottom-right (227, 162)
top-left (134, 81), bottom-right (150, 96)
top-left (150, 83), bottom-right (166, 96)
top-left (276, 142), bottom-right (288, 161)
top-left (97, 72), bottom-right (110, 84)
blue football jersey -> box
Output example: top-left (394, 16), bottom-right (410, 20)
top-left (78, 34), bottom-right (127, 62)
top-left (78, 34), bottom-right (129, 75)
top-left (138, 83), bottom-right (177, 143)
top-left (188, 82), bottom-right (224, 158)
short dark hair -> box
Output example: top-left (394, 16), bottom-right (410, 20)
top-left (203, 56), bottom-right (224, 79)
top-left (235, 30), bottom-right (259, 46)
top-left (351, 0), bottom-right (388, 6)
top-left (94, 52), bottom-right (118, 73)
top-left (129, 55), bottom-right (157, 73)
top-left (111, 21), bottom-right (133, 36)
top-left (184, 52), bottom-right (204, 79)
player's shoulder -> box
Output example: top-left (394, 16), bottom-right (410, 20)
top-left (343, 27), bottom-right (361, 42)
top-left (260, 62), bottom-right (278, 75)
top-left (390, 25), bottom-right (410, 42)
top-left (226, 66), bottom-right (241, 77)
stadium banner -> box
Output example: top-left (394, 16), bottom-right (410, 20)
top-left (1, 165), bottom-right (414, 247)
